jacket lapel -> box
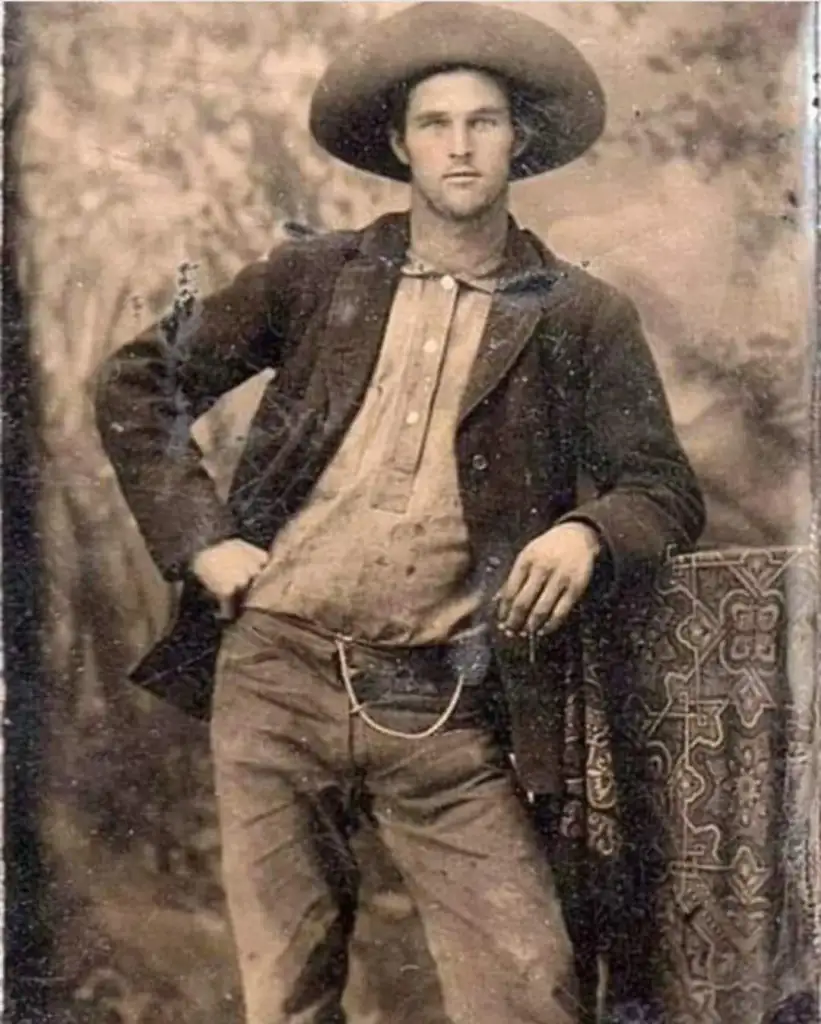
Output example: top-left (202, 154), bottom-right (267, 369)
top-left (459, 227), bottom-right (560, 423)
top-left (320, 218), bottom-right (406, 434)
top-left (458, 291), bottom-right (543, 422)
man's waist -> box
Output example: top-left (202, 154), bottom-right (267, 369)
top-left (241, 609), bottom-right (493, 696)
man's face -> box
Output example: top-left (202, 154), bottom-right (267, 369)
top-left (390, 69), bottom-right (517, 223)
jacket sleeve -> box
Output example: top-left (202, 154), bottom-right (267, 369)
top-left (563, 288), bottom-right (706, 587)
top-left (93, 243), bottom-right (301, 580)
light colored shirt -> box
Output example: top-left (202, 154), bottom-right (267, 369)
top-left (244, 258), bottom-right (497, 645)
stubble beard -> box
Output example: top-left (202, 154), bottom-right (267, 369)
top-left (418, 178), bottom-right (509, 226)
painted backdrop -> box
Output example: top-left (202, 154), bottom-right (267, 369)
top-left (5, 4), bottom-right (815, 1022)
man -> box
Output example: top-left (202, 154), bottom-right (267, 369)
top-left (95, 5), bottom-right (705, 1023)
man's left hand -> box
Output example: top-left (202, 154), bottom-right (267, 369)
top-left (494, 522), bottom-right (602, 638)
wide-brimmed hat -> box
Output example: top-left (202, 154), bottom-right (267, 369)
top-left (309, 2), bottom-right (606, 182)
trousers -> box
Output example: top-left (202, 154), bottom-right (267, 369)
top-left (210, 610), bottom-right (579, 1024)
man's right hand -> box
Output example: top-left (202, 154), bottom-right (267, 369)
top-left (190, 538), bottom-right (269, 620)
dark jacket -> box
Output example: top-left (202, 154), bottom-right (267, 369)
top-left (94, 211), bottom-right (705, 792)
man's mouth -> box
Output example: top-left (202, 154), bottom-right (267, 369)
top-left (444, 171), bottom-right (481, 182)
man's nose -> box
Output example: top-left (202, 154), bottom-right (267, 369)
top-left (448, 122), bottom-right (472, 160)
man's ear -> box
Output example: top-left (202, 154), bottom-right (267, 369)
top-left (389, 127), bottom-right (410, 168)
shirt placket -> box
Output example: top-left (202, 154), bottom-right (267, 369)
top-left (370, 274), bottom-right (459, 514)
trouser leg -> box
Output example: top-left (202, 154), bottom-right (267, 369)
top-left (367, 721), bottom-right (581, 1024)
top-left (210, 614), bottom-right (359, 1024)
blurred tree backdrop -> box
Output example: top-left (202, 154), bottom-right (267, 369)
top-left (5, 3), bottom-right (815, 1022)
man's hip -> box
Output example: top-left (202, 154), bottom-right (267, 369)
top-left (212, 607), bottom-right (503, 734)
top-left (209, 609), bottom-right (578, 1024)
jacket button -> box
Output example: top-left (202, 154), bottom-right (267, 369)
top-left (472, 453), bottom-right (488, 471)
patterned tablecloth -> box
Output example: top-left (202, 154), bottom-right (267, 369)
top-left (566, 546), bottom-right (819, 1024)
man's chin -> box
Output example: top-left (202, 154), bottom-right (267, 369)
top-left (418, 185), bottom-right (506, 224)
top-left (438, 199), bottom-right (495, 223)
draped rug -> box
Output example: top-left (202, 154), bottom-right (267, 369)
top-left (556, 546), bottom-right (819, 1024)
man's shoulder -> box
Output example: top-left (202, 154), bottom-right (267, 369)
top-left (521, 228), bottom-right (628, 312)
top-left (262, 222), bottom-right (365, 276)
top-left (556, 262), bottom-right (636, 328)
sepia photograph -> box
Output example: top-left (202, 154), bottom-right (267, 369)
top-left (2, 3), bottom-right (819, 1024)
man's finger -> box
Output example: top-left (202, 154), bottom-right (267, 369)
top-left (524, 574), bottom-right (568, 636)
top-left (495, 554), bottom-right (532, 602)
top-left (216, 593), bottom-right (239, 622)
top-left (494, 555), bottom-right (532, 620)
top-left (501, 569), bottom-right (549, 635)
top-left (539, 588), bottom-right (579, 636)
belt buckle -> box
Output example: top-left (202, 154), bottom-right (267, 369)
top-left (391, 662), bottom-right (418, 695)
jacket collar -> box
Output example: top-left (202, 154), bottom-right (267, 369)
top-left (357, 211), bottom-right (560, 293)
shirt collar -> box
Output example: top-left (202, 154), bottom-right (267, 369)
top-left (401, 252), bottom-right (502, 294)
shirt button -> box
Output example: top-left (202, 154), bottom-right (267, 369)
top-left (422, 339), bottom-right (438, 354)
top-left (440, 274), bottom-right (456, 292)
top-left (405, 410), bottom-right (420, 426)
top-left (472, 453), bottom-right (488, 471)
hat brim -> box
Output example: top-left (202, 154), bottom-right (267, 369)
top-left (309, 2), bottom-right (606, 182)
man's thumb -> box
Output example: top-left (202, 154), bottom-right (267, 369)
top-left (216, 594), bottom-right (238, 622)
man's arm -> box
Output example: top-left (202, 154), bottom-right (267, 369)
top-left (93, 243), bottom-right (301, 581)
top-left (567, 288), bottom-right (705, 585)
top-left (496, 286), bottom-right (704, 637)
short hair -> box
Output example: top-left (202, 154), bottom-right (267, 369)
top-left (386, 65), bottom-right (537, 156)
